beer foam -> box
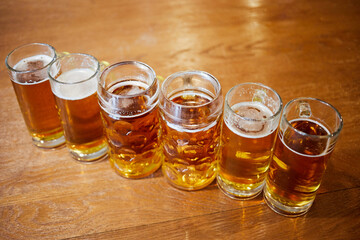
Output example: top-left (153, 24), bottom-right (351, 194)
top-left (14, 54), bottom-right (53, 71)
top-left (13, 55), bottom-right (53, 85)
top-left (52, 68), bottom-right (97, 100)
top-left (225, 102), bottom-right (275, 139)
top-left (281, 118), bottom-right (331, 157)
top-left (108, 80), bottom-right (149, 95)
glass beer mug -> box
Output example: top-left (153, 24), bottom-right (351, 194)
top-left (98, 61), bottom-right (163, 178)
top-left (159, 71), bottom-right (223, 190)
top-left (264, 97), bottom-right (343, 216)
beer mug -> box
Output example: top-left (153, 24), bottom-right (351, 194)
top-left (5, 43), bottom-right (65, 148)
top-left (159, 71), bottom-right (223, 190)
top-left (98, 61), bottom-right (162, 178)
top-left (264, 97), bottom-right (343, 217)
top-left (48, 53), bottom-right (108, 162)
top-left (217, 83), bottom-right (282, 199)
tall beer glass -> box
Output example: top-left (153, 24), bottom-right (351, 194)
top-left (5, 43), bottom-right (64, 148)
top-left (264, 97), bottom-right (343, 217)
top-left (217, 83), bottom-right (282, 199)
top-left (98, 61), bottom-right (162, 178)
top-left (159, 71), bottom-right (223, 190)
top-left (48, 53), bottom-right (108, 162)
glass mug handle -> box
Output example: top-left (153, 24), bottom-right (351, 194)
top-left (157, 75), bottom-right (164, 83)
top-left (56, 51), bottom-right (70, 58)
top-left (99, 60), bottom-right (110, 71)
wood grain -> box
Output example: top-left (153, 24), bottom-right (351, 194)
top-left (0, 0), bottom-right (359, 239)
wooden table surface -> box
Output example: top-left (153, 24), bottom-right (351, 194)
top-left (1, 0), bottom-right (359, 239)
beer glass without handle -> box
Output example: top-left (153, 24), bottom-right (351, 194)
top-left (5, 43), bottom-right (65, 148)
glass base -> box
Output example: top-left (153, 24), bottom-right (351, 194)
top-left (162, 164), bottom-right (216, 191)
top-left (263, 185), bottom-right (313, 217)
top-left (164, 175), bottom-right (215, 191)
top-left (32, 135), bottom-right (66, 149)
top-left (216, 174), bottom-right (263, 200)
top-left (69, 144), bottom-right (108, 163)
top-left (111, 161), bottom-right (162, 179)
top-left (109, 150), bottom-right (163, 179)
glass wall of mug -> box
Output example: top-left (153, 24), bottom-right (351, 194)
top-left (48, 53), bottom-right (108, 162)
top-left (264, 97), bottom-right (343, 217)
top-left (159, 71), bottom-right (223, 190)
top-left (217, 83), bottom-right (282, 200)
top-left (5, 43), bottom-right (64, 148)
top-left (98, 61), bottom-right (162, 178)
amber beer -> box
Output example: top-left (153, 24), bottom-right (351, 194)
top-left (161, 93), bottom-right (222, 190)
top-left (50, 64), bottom-right (107, 162)
top-left (266, 120), bottom-right (330, 210)
top-left (49, 54), bottom-right (108, 162)
top-left (264, 98), bottom-right (343, 217)
top-left (219, 103), bottom-right (277, 198)
top-left (217, 83), bottom-right (282, 199)
top-left (5, 43), bottom-right (64, 148)
top-left (160, 71), bottom-right (223, 190)
top-left (98, 61), bottom-right (162, 178)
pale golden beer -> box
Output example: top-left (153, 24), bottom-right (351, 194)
top-left (49, 53), bottom-right (108, 162)
top-left (98, 61), bottom-right (162, 178)
top-left (264, 98), bottom-right (343, 217)
top-left (160, 71), bottom-right (223, 190)
top-left (5, 43), bottom-right (64, 148)
top-left (217, 83), bottom-right (282, 199)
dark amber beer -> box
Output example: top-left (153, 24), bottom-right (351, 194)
top-left (217, 83), bottom-right (282, 199)
top-left (49, 54), bottom-right (108, 162)
top-left (160, 71), bottom-right (223, 190)
top-left (98, 61), bottom-right (162, 178)
top-left (5, 43), bottom-right (64, 148)
top-left (264, 98), bottom-right (343, 217)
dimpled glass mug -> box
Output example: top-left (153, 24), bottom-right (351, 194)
top-left (159, 70), bottom-right (223, 190)
top-left (98, 61), bottom-right (162, 178)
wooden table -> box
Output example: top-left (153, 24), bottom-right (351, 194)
top-left (1, 0), bottom-right (359, 239)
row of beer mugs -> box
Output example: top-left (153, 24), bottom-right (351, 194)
top-left (5, 43), bottom-right (343, 217)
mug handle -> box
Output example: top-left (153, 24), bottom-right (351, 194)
top-left (99, 60), bottom-right (110, 71)
top-left (56, 51), bottom-right (70, 58)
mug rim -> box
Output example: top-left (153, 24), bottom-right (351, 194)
top-left (48, 53), bottom-right (100, 85)
top-left (5, 42), bottom-right (57, 74)
top-left (282, 97), bottom-right (343, 139)
top-left (99, 60), bottom-right (157, 99)
top-left (160, 70), bottom-right (222, 110)
top-left (225, 82), bottom-right (283, 123)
